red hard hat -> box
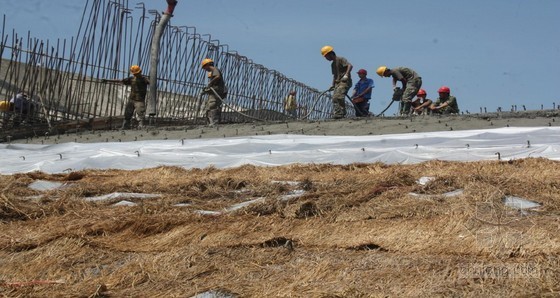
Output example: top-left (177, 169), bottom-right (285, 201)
top-left (438, 86), bottom-right (450, 93)
top-left (357, 69), bottom-right (367, 75)
top-left (417, 89), bottom-right (427, 96)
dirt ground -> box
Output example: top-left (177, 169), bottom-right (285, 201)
top-left (9, 109), bottom-right (560, 145)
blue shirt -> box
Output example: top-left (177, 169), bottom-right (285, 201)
top-left (353, 78), bottom-right (374, 100)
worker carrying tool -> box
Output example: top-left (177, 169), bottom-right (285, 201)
top-left (376, 66), bottom-right (422, 116)
top-left (0, 100), bottom-right (12, 112)
top-left (321, 45), bottom-right (353, 119)
top-left (101, 65), bottom-right (150, 129)
top-left (201, 58), bottom-right (228, 127)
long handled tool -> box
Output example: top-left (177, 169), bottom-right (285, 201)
top-left (347, 94), bottom-right (371, 117)
top-left (376, 87), bottom-right (403, 117)
top-left (377, 99), bottom-right (398, 117)
top-left (195, 90), bottom-right (206, 125)
top-left (301, 88), bottom-right (364, 120)
top-left (300, 89), bottom-right (330, 120)
top-left (208, 87), bottom-right (265, 122)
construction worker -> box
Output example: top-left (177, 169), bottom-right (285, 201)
top-left (9, 91), bottom-right (33, 126)
top-left (201, 58), bottom-right (227, 127)
top-left (411, 89), bottom-right (432, 115)
top-left (350, 69), bottom-right (374, 117)
top-left (429, 86), bottom-right (460, 114)
top-left (101, 65), bottom-right (150, 129)
top-left (284, 90), bottom-right (298, 118)
top-left (321, 45), bottom-right (353, 119)
top-left (0, 100), bottom-right (12, 128)
top-left (0, 100), bottom-right (10, 112)
top-left (376, 66), bottom-right (422, 115)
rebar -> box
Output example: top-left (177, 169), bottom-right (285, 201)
top-left (0, 0), bottom-right (345, 140)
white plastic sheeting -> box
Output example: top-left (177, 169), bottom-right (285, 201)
top-left (2, 127), bottom-right (560, 174)
top-left (503, 196), bottom-right (542, 210)
top-left (84, 192), bottom-right (162, 202)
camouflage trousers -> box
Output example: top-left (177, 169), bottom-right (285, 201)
top-left (124, 100), bottom-right (146, 122)
top-left (401, 77), bottom-right (422, 115)
top-left (205, 93), bottom-right (223, 112)
top-left (286, 108), bottom-right (297, 118)
top-left (205, 93), bottom-right (224, 125)
top-left (332, 81), bottom-right (350, 118)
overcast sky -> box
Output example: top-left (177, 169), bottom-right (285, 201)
top-left (3, 0), bottom-right (560, 115)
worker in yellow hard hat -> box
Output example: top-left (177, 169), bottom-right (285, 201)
top-left (0, 100), bottom-right (11, 112)
top-left (376, 65), bottom-right (422, 115)
top-left (201, 58), bottom-right (228, 127)
top-left (0, 100), bottom-right (11, 128)
top-left (101, 64), bottom-right (150, 129)
top-left (321, 45), bottom-right (353, 119)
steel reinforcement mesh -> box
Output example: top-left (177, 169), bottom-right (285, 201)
top-left (0, 0), bottom-right (348, 139)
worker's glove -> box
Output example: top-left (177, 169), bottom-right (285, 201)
top-left (203, 87), bottom-right (212, 93)
top-left (101, 79), bottom-right (108, 83)
top-left (328, 85), bottom-right (335, 92)
top-left (341, 75), bottom-right (348, 82)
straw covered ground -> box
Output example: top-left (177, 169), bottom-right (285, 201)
top-left (1, 158), bottom-right (560, 297)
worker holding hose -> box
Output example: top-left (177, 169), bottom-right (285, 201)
top-left (201, 58), bottom-right (228, 127)
top-left (321, 45), bottom-right (353, 119)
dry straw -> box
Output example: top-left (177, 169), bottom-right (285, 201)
top-left (1, 159), bottom-right (559, 296)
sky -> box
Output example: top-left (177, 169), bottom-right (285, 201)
top-left (3, 0), bottom-right (560, 115)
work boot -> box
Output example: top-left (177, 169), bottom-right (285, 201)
top-left (121, 119), bottom-right (130, 130)
top-left (333, 113), bottom-right (345, 119)
top-left (401, 101), bottom-right (412, 115)
top-left (207, 110), bottom-right (219, 127)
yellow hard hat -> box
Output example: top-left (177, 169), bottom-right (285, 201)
top-left (376, 66), bottom-right (388, 77)
top-left (321, 45), bottom-right (334, 57)
top-left (201, 58), bottom-right (214, 68)
top-left (130, 65), bottom-right (142, 74)
top-left (0, 101), bottom-right (10, 112)
top-left (0, 100), bottom-right (10, 112)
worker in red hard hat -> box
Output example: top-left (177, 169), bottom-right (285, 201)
top-left (411, 89), bottom-right (432, 115)
top-left (429, 86), bottom-right (460, 114)
top-left (350, 69), bottom-right (374, 117)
